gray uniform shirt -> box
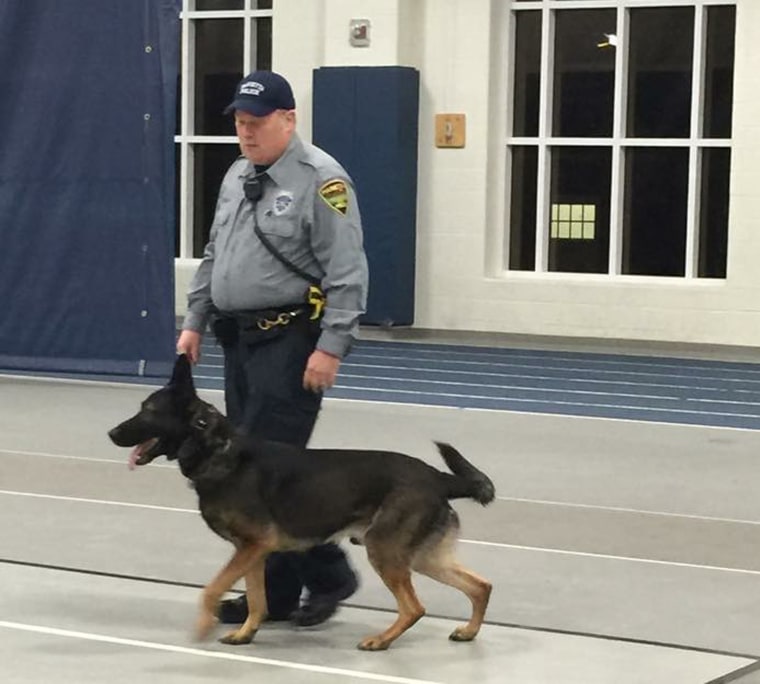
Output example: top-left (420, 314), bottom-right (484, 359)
top-left (182, 133), bottom-right (368, 358)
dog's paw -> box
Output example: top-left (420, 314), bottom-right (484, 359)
top-left (449, 626), bottom-right (477, 642)
top-left (357, 635), bottom-right (390, 651)
top-left (194, 612), bottom-right (217, 641)
top-left (219, 628), bottom-right (257, 646)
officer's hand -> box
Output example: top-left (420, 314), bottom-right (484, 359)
top-left (176, 330), bottom-right (202, 364)
top-left (303, 350), bottom-right (340, 393)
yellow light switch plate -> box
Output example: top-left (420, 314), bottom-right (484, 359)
top-left (435, 113), bottom-right (466, 148)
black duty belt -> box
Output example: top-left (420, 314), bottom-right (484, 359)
top-left (218, 305), bottom-right (306, 331)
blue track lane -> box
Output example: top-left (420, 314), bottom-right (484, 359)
top-left (4, 339), bottom-right (760, 429)
top-left (187, 339), bottom-right (760, 431)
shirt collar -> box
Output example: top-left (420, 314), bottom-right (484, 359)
top-left (240, 133), bottom-right (303, 185)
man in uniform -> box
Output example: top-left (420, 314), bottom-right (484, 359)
top-left (176, 70), bottom-right (369, 627)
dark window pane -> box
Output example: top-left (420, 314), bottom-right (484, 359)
top-left (255, 0), bottom-right (272, 8)
top-left (508, 146), bottom-right (538, 270)
top-left (627, 8), bottom-right (694, 138)
top-left (553, 10), bottom-right (616, 137)
top-left (194, 20), bottom-right (243, 135)
top-left (549, 147), bottom-right (611, 273)
top-left (699, 148), bottom-right (730, 278)
top-left (195, 0), bottom-right (244, 9)
top-left (252, 17), bottom-right (272, 70)
top-left (704, 6), bottom-right (736, 138)
top-left (193, 144), bottom-right (243, 257)
top-left (512, 11), bottom-right (541, 137)
top-left (622, 148), bottom-right (689, 276)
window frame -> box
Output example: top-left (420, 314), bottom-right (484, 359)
top-left (505, 0), bottom-right (735, 279)
top-left (175, 0), bottom-right (274, 259)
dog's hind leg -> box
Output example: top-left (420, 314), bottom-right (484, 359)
top-left (359, 559), bottom-right (425, 651)
top-left (412, 529), bottom-right (492, 642)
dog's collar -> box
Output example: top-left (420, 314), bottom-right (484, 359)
top-left (191, 405), bottom-right (214, 432)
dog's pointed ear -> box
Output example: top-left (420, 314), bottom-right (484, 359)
top-left (170, 354), bottom-right (196, 395)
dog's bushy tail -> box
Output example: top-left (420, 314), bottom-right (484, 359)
top-left (435, 441), bottom-right (495, 506)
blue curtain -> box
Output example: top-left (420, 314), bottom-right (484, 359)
top-left (0, 0), bottom-right (181, 376)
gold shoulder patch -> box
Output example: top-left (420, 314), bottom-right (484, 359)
top-left (318, 179), bottom-right (349, 216)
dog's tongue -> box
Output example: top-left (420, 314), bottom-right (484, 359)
top-left (127, 438), bottom-right (159, 469)
top-left (128, 447), bottom-right (141, 471)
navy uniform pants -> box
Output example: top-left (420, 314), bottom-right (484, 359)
top-left (220, 315), bottom-right (355, 616)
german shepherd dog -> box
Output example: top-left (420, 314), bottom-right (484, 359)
top-left (108, 354), bottom-right (495, 651)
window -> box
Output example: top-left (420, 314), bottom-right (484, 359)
top-left (507, 0), bottom-right (735, 278)
top-left (175, 0), bottom-right (273, 258)
top-left (550, 205), bottom-right (597, 242)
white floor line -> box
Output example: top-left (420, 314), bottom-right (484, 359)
top-left (0, 372), bottom-right (162, 389)
top-left (495, 496), bottom-right (760, 526)
top-left (321, 397), bottom-right (760, 431)
top-left (325, 385), bottom-right (760, 419)
top-left (4, 449), bottom-right (760, 525)
top-left (0, 620), bottom-right (443, 684)
top-left (466, 540), bottom-right (760, 576)
top-left (2, 489), bottom-right (760, 577)
top-left (1, 445), bottom-right (757, 530)
top-left (0, 489), bottom-right (197, 514)
top-left (0, 447), bottom-right (174, 468)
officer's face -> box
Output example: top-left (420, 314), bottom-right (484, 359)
top-left (234, 110), bottom-right (296, 165)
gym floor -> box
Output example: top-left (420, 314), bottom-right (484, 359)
top-left (2, 336), bottom-right (760, 683)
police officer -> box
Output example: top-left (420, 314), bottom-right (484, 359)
top-left (176, 70), bottom-right (368, 627)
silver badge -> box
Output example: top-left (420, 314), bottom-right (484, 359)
top-left (273, 192), bottom-right (294, 216)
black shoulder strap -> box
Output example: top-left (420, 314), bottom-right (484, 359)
top-left (252, 221), bottom-right (321, 286)
top-left (244, 173), bottom-right (321, 286)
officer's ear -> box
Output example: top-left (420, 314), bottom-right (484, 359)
top-left (279, 109), bottom-right (296, 128)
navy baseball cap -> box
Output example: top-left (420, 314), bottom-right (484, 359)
top-left (223, 70), bottom-right (296, 116)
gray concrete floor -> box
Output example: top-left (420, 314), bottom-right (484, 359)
top-left (1, 375), bottom-right (760, 683)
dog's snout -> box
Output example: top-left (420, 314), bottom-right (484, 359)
top-left (108, 426), bottom-right (124, 445)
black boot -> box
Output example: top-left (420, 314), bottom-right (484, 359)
top-left (291, 544), bottom-right (359, 627)
top-left (217, 552), bottom-right (303, 624)
top-left (217, 593), bottom-right (299, 624)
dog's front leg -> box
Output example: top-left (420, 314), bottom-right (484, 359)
top-left (219, 558), bottom-right (267, 645)
top-left (195, 545), bottom-right (263, 642)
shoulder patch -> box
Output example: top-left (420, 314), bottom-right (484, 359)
top-left (318, 179), bottom-right (349, 216)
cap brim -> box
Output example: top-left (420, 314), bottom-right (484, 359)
top-left (223, 99), bottom-right (278, 116)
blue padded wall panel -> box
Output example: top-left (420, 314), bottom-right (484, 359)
top-left (0, 0), bottom-right (180, 377)
top-left (313, 67), bottom-right (419, 326)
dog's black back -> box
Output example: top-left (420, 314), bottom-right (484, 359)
top-left (172, 412), bottom-right (493, 547)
